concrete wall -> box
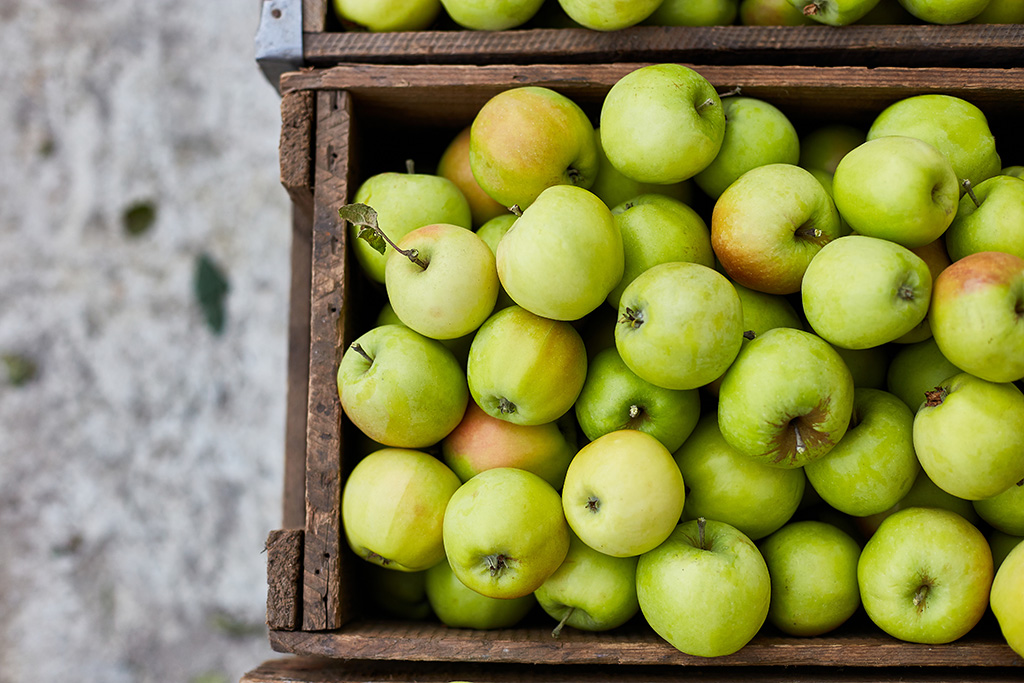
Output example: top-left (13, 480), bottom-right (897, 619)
top-left (0, 2), bottom-right (291, 681)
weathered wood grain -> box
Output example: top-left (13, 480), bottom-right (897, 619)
top-left (302, 0), bottom-right (326, 33)
top-left (303, 25), bottom-right (1024, 68)
top-left (302, 90), bottom-right (353, 632)
top-left (269, 621), bottom-right (1023, 668)
top-left (265, 529), bottom-right (303, 631)
top-left (280, 90), bottom-right (315, 223)
top-left (244, 656), bottom-right (1024, 683)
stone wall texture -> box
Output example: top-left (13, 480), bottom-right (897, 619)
top-left (0, 2), bottom-right (291, 681)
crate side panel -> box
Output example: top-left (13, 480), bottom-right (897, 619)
top-left (303, 0), bottom-right (327, 33)
top-left (302, 90), bottom-right (353, 631)
top-left (266, 529), bottom-right (304, 630)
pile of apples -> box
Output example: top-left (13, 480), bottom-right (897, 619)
top-left (331, 0), bottom-right (1024, 33)
top-left (336, 63), bottom-right (1024, 658)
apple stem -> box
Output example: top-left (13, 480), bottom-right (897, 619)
top-left (405, 158), bottom-right (415, 174)
top-left (913, 584), bottom-right (929, 613)
top-left (802, 0), bottom-right (822, 14)
top-left (961, 179), bottom-right (981, 208)
top-left (793, 423), bottom-right (807, 455)
top-left (924, 387), bottom-right (947, 408)
top-left (697, 517), bottom-right (707, 550)
top-left (509, 204), bottom-right (523, 217)
top-left (350, 342), bottom-right (373, 364)
top-left (340, 202), bottom-right (428, 269)
top-left (484, 553), bottom-right (509, 577)
top-left (719, 86), bottom-right (742, 99)
top-left (552, 607), bottom-right (575, 638)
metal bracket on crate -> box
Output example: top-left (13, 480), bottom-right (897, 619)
top-left (255, 0), bottom-right (303, 93)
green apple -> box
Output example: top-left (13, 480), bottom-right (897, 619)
top-left (971, 0), bottom-right (1024, 21)
top-left (496, 185), bottom-right (623, 321)
top-left (637, 518), bottom-right (771, 657)
top-left (855, 467), bottom-right (982, 539)
top-left (600, 64), bottom-right (726, 185)
top-left (886, 337), bottom-right (961, 411)
top-left (992, 539), bottom-right (1024, 657)
top-left (804, 388), bottom-right (919, 517)
top-left (615, 261), bottom-right (744, 391)
top-left (363, 564), bottom-right (431, 619)
top-left (338, 324), bottom-right (468, 448)
top-left (695, 97), bottom-right (801, 200)
top-left (534, 533), bottom-right (640, 634)
top-left (437, 126), bottom-right (507, 227)
top-left (607, 193), bottom-right (714, 309)
top-left (973, 478), bottom-right (1024, 536)
top-left (858, 507), bottom-right (992, 644)
top-left (897, 0), bottom-right (990, 22)
top-left (440, 0), bottom-right (546, 29)
top-left (645, 0), bottom-right (739, 25)
top-left (990, 530), bottom-right (1023, 570)
top-left (946, 175), bottom-right (1024, 261)
top-left (589, 128), bottom-right (691, 210)
top-left (385, 223), bottom-right (498, 340)
top-left (760, 521), bottom-right (862, 636)
top-left (867, 94), bottom-right (1002, 192)
top-left (349, 172), bottom-right (472, 283)
top-left (832, 136), bottom-right (959, 249)
top-left (930, 251), bottom-right (1024, 382)
top-left (675, 415), bottom-right (806, 540)
top-left (575, 347), bottom-right (701, 453)
top-left (442, 467), bottom-right (570, 599)
top-left (475, 213), bottom-right (518, 311)
top-left (913, 373), bottom-right (1024, 500)
top-left (425, 558), bottom-right (535, 629)
top-left (441, 400), bottom-right (576, 490)
top-left (467, 305), bottom-right (587, 426)
top-left (342, 448), bottom-right (462, 572)
top-left (704, 281), bottom-right (804, 396)
top-left (831, 344), bottom-right (889, 389)
top-left (712, 163), bottom-right (842, 295)
top-left (470, 86), bottom-right (598, 209)
top-left (800, 124), bottom-right (866, 175)
top-left (332, 0), bottom-right (441, 31)
top-left (718, 327), bottom-right (855, 468)
top-left (557, 0), bottom-right (663, 29)
top-left (562, 429), bottom-right (686, 557)
top-left (1003, 165), bottom-right (1024, 179)
top-left (801, 235), bottom-right (933, 349)
top-left (790, 0), bottom-right (883, 24)
top-left (740, 0), bottom-right (817, 24)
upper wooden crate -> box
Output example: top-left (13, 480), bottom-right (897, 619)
top-left (295, 0), bottom-right (1024, 68)
top-left (268, 61), bottom-right (1024, 672)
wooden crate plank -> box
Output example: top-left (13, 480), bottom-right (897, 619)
top-left (266, 529), bottom-right (304, 631)
top-left (303, 25), bottom-right (1024, 69)
top-left (244, 657), bottom-right (1024, 683)
top-left (280, 89), bottom-right (315, 531)
top-left (303, 0), bottom-right (327, 33)
top-left (302, 90), bottom-right (353, 631)
top-left (269, 622), bottom-right (1023, 668)
top-left (280, 90), bottom-right (315, 224)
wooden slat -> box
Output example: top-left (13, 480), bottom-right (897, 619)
top-left (269, 621), bottom-right (1023, 668)
top-left (303, 0), bottom-right (327, 33)
top-left (266, 529), bottom-right (303, 630)
top-left (280, 90), bottom-right (315, 223)
top-left (302, 90), bottom-right (353, 631)
top-left (280, 64), bottom-right (1024, 126)
top-left (244, 657), bottom-right (1024, 683)
top-left (281, 90), bottom-right (315, 531)
top-left (303, 25), bottom-right (1024, 68)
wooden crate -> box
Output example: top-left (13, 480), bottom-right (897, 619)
top-left (297, 0), bottom-right (1024, 68)
top-left (268, 63), bottom-right (1024, 674)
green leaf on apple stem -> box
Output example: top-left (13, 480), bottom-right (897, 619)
top-left (339, 203), bottom-right (388, 256)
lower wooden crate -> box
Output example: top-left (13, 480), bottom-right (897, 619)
top-left (242, 656), bottom-right (1024, 683)
top-left (269, 63), bottom-right (1024, 670)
